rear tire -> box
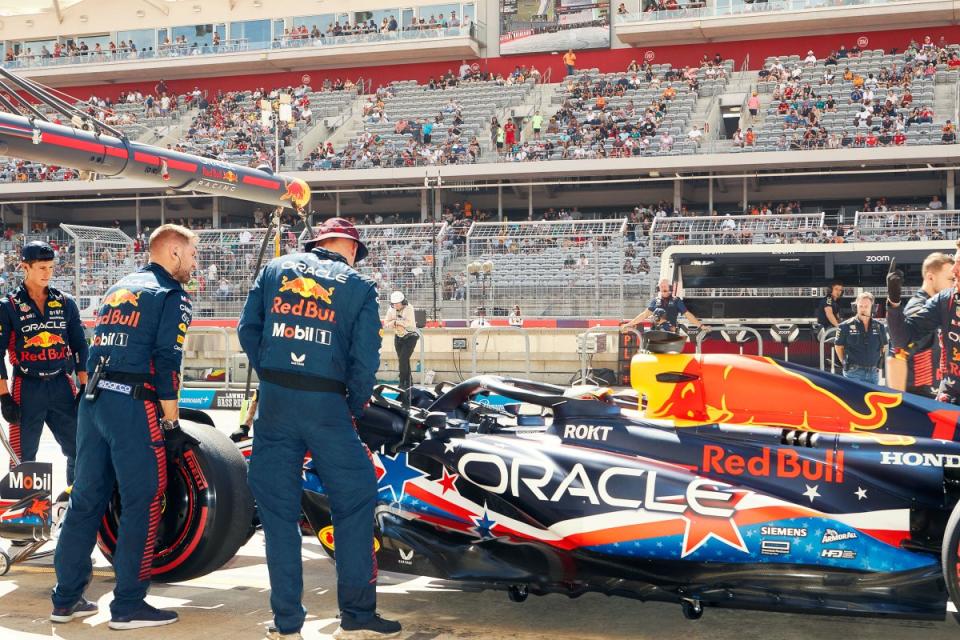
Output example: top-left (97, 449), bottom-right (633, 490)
top-left (940, 498), bottom-right (960, 622)
top-left (97, 421), bottom-right (254, 582)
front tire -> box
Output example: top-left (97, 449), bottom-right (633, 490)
top-left (97, 421), bottom-right (255, 582)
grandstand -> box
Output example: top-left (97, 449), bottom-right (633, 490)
top-left (0, 0), bottom-right (956, 323)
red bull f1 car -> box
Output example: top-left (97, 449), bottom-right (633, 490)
top-left (7, 345), bottom-right (960, 622)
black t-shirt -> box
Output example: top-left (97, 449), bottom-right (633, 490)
top-left (815, 294), bottom-right (841, 327)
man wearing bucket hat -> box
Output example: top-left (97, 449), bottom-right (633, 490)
top-left (383, 290), bottom-right (418, 398)
top-left (0, 241), bottom-right (87, 484)
top-left (238, 217), bottom-right (400, 639)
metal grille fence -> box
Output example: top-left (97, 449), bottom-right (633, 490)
top-left (191, 228), bottom-right (288, 317)
top-left (464, 219), bottom-right (629, 318)
top-left (60, 225), bottom-right (137, 315)
top-left (355, 222), bottom-right (450, 314)
top-left (853, 210), bottom-right (960, 242)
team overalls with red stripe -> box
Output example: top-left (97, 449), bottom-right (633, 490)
top-left (52, 263), bottom-right (192, 619)
top-left (888, 287), bottom-right (960, 402)
top-left (0, 284), bottom-right (87, 483)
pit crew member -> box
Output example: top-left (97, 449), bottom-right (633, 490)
top-left (0, 241), bottom-right (87, 484)
top-left (887, 250), bottom-right (960, 402)
top-left (51, 224), bottom-right (197, 629)
top-left (621, 278), bottom-right (703, 333)
top-left (815, 280), bottom-right (844, 332)
top-left (238, 217), bottom-right (400, 639)
top-left (885, 252), bottom-right (954, 396)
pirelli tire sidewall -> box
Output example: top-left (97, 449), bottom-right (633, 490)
top-left (97, 421), bottom-right (255, 582)
top-left (942, 497), bottom-right (960, 620)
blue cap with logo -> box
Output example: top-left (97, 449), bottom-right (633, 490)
top-left (22, 241), bottom-right (55, 262)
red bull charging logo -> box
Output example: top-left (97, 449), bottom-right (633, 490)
top-left (278, 276), bottom-right (334, 304)
top-left (22, 331), bottom-right (65, 349)
top-left (103, 289), bottom-right (141, 308)
top-left (633, 353), bottom-right (902, 432)
top-left (280, 178), bottom-right (311, 210)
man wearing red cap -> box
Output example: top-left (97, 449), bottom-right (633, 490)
top-left (238, 218), bottom-right (399, 639)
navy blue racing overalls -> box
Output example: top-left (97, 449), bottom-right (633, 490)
top-left (887, 287), bottom-right (960, 402)
top-left (238, 247), bottom-right (381, 635)
top-left (52, 263), bottom-right (192, 618)
top-left (0, 285), bottom-right (87, 484)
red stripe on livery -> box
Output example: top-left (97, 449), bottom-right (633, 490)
top-left (133, 151), bottom-right (196, 173)
top-left (242, 175), bottom-right (281, 190)
top-left (42, 132), bottom-right (126, 158)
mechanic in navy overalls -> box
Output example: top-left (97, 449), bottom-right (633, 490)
top-left (0, 241), bottom-right (87, 484)
top-left (885, 252), bottom-right (954, 397)
top-left (834, 291), bottom-right (887, 385)
top-left (50, 225), bottom-right (197, 630)
top-left (887, 252), bottom-right (960, 403)
top-left (621, 278), bottom-right (703, 332)
top-left (238, 217), bottom-right (401, 639)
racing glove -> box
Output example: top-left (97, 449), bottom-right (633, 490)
top-left (161, 419), bottom-right (200, 462)
top-left (886, 258), bottom-right (903, 305)
top-left (0, 393), bottom-right (20, 424)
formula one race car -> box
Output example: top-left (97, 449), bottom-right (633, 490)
top-left (292, 352), bottom-right (960, 621)
top-left (8, 344), bottom-right (960, 622)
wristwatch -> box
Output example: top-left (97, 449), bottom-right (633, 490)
top-left (160, 418), bottom-right (180, 432)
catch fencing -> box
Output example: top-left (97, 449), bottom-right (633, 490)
top-left (464, 219), bottom-right (631, 318)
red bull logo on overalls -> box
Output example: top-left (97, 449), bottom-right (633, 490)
top-left (98, 289), bottom-right (142, 327)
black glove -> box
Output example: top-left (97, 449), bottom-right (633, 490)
top-left (886, 258), bottom-right (903, 305)
top-left (162, 421), bottom-right (200, 462)
top-left (0, 392), bottom-right (20, 424)
top-left (75, 384), bottom-right (85, 408)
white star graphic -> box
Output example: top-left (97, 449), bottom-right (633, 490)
top-left (855, 486), bottom-right (868, 501)
top-left (802, 484), bottom-right (820, 503)
top-left (443, 441), bottom-right (458, 454)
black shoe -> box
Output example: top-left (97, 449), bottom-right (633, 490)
top-left (334, 613), bottom-right (402, 639)
top-left (108, 603), bottom-right (178, 630)
top-left (50, 597), bottom-right (98, 623)
top-left (230, 425), bottom-right (251, 442)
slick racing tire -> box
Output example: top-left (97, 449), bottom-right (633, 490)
top-left (941, 497), bottom-right (960, 621)
top-left (97, 420), bottom-right (255, 582)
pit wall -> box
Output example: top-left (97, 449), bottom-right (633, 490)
top-left (181, 325), bottom-right (623, 388)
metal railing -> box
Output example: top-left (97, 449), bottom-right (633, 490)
top-left (853, 210), bottom-right (960, 241)
top-left (649, 213), bottom-right (826, 293)
top-left (615, 0), bottom-right (916, 24)
top-left (2, 26), bottom-right (480, 72)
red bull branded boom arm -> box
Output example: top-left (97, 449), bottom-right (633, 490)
top-left (0, 110), bottom-right (311, 211)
